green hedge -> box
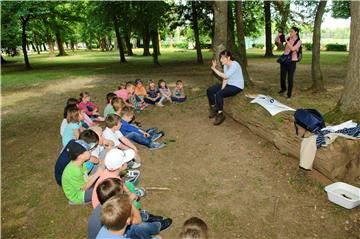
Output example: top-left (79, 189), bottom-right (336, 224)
top-left (303, 43), bottom-right (312, 51)
top-left (325, 44), bottom-right (347, 51)
top-left (173, 42), bottom-right (188, 49)
top-left (252, 43), bottom-right (264, 49)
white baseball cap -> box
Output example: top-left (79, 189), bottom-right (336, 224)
top-left (104, 148), bottom-right (135, 170)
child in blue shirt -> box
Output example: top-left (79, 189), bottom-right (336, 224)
top-left (120, 107), bottom-right (165, 150)
top-left (144, 80), bottom-right (161, 105)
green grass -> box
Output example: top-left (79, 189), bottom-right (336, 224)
top-left (2, 48), bottom-right (349, 93)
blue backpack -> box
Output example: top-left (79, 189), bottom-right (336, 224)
top-left (294, 109), bottom-right (325, 137)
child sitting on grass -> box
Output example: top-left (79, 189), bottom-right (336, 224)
top-left (112, 97), bottom-right (124, 116)
top-left (157, 79), bottom-right (172, 107)
top-left (103, 114), bottom-right (141, 169)
top-left (79, 92), bottom-right (102, 120)
top-left (61, 140), bottom-right (104, 205)
top-left (103, 93), bottom-right (117, 118)
top-left (134, 79), bottom-right (147, 100)
top-left (121, 107), bottom-right (165, 150)
top-left (171, 80), bottom-right (187, 103)
top-left (127, 82), bottom-right (147, 112)
top-left (62, 107), bottom-right (84, 147)
top-left (144, 80), bottom-right (161, 105)
top-left (91, 148), bottom-right (143, 210)
top-left (89, 178), bottom-right (171, 239)
top-left (55, 129), bottom-right (99, 186)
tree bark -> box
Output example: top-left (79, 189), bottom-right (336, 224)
top-left (21, 16), bottom-right (31, 69)
top-left (55, 29), bottom-right (67, 56)
top-left (228, 3), bottom-right (253, 87)
top-left (125, 34), bottom-right (133, 56)
top-left (264, 1), bottom-right (274, 57)
top-left (47, 35), bottom-right (55, 57)
top-left (36, 44), bottom-right (40, 54)
top-left (213, 1), bottom-right (228, 61)
top-left (235, 0), bottom-right (248, 67)
top-left (192, 1), bottom-right (203, 64)
top-left (143, 24), bottom-right (151, 56)
top-left (70, 41), bottom-right (75, 52)
top-left (113, 16), bottom-right (127, 63)
top-left (212, 1), bottom-right (228, 81)
top-left (339, 1), bottom-right (360, 113)
top-left (1, 55), bottom-right (7, 64)
top-left (43, 43), bottom-right (47, 51)
top-left (151, 29), bottom-right (160, 65)
top-left (311, 0), bottom-right (327, 92)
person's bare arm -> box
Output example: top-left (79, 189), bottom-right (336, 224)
top-left (131, 204), bottom-right (142, 224)
top-left (119, 136), bottom-right (138, 152)
top-left (81, 167), bottom-right (104, 191)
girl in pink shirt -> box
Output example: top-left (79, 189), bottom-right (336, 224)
top-left (78, 92), bottom-right (101, 118)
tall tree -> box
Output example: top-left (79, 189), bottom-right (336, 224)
top-left (113, 15), bottom-right (127, 63)
top-left (213, 1), bottom-right (228, 62)
top-left (264, 1), bottom-right (273, 56)
top-left (339, 1), bottom-right (360, 113)
top-left (310, 0), bottom-right (327, 91)
top-left (235, 0), bottom-right (248, 67)
top-left (235, 1), bottom-right (253, 87)
top-left (191, 1), bottom-right (203, 64)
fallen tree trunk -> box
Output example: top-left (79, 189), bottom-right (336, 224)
top-left (225, 95), bottom-right (360, 187)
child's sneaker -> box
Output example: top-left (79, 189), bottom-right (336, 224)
top-left (127, 160), bottom-right (141, 169)
top-left (157, 102), bottom-right (164, 107)
top-left (146, 128), bottom-right (158, 135)
top-left (126, 170), bottom-right (140, 185)
top-left (150, 132), bottom-right (163, 142)
top-left (149, 142), bottom-right (165, 150)
top-left (135, 187), bottom-right (146, 198)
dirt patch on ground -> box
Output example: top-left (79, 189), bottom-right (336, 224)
top-left (2, 61), bottom-right (359, 238)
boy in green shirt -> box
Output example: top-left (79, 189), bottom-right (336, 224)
top-left (62, 140), bottom-right (104, 204)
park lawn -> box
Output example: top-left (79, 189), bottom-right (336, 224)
top-left (2, 48), bottom-right (359, 239)
top-left (1, 48), bottom-right (348, 93)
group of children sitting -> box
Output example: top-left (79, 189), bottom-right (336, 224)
top-left (54, 79), bottom-right (209, 238)
top-left (110, 79), bottom-right (187, 113)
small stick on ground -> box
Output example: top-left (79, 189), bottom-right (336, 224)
top-left (273, 197), bottom-right (280, 221)
top-left (145, 187), bottom-right (171, 191)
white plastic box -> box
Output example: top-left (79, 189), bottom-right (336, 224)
top-left (324, 182), bottom-right (360, 209)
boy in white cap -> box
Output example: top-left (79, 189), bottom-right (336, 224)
top-left (91, 148), bottom-right (144, 210)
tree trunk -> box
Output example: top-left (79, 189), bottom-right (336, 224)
top-left (55, 30), bottom-right (66, 56)
top-left (21, 17), bottom-right (31, 70)
top-left (155, 29), bottom-right (161, 55)
top-left (151, 29), bottom-right (160, 66)
top-left (311, 0), bottom-right (327, 92)
top-left (70, 41), bottom-right (75, 51)
top-left (213, 1), bottom-right (228, 61)
top-left (143, 24), bottom-right (151, 56)
top-left (36, 44), bottom-right (41, 54)
top-left (339, 1), bottom-right (360, 113)
top-left (191, 1), bottom-right (203, 64)
top-left (125, 34), bottom-right (134, 56)
top-left (43, 43), bottom-right (47, 51)
top-left (113, 16), bottom-right (127, 63)
top-left (1, 55), bottom-right (7, 64)
top-left (264, 1), bottom-right (273, 56)
top-left (47, 35), bottom-right (55, 57)
top-left (212, 1), bottom-right (228, 81)
top-left (228, 3), bottom-right (253, 87)
top-left (30, 42), bottom-right (36, 52)
top-left (235, 0), bottom-right (248, 67)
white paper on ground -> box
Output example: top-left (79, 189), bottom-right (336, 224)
top-left (250, 94), bottom-right (296, 116)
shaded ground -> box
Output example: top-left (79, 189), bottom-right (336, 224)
top-left (2, 50), bottom-right (359, 238)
